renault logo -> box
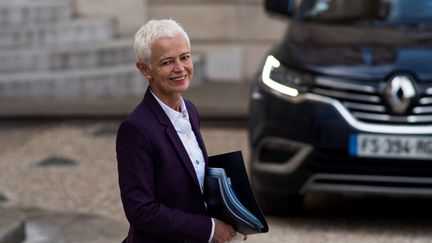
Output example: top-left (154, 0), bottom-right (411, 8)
top-left (385, 75), bottom-right (416, 114)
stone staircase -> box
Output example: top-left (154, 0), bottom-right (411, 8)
top-left (0, 207), bottom-right (128, 243)
top-left (0, 0), bottom-right (146, 102)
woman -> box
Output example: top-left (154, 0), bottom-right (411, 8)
top-left (116, 19), bottom-right (240, 243)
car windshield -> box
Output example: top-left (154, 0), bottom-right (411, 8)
top-left (302, 0), bottom-right (432, 25)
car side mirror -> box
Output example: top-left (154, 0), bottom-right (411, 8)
top-left (265, 0), bottom-right (297, 17)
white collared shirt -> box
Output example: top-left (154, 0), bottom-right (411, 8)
top-left (151, 91), bottom-right (206, 192)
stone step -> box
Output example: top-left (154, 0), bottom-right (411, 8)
top-left (0, 39), bottom-right (134, 73)
top-left (0, 0), bottom-right (72, 26)
top-left (0, 65), bottom-right (146, 99)
top-left (21, 209), bottom-right (127, 243)
top-left (0, 17), bottom-right (118, 49)
top-left (0, 208), bottom-right (25, 243)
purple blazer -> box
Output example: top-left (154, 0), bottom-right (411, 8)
top-left (116, 89), bottom-right (212, 243)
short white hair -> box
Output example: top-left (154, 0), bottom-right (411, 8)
top-left (134, 19), bottom-right (191, 65)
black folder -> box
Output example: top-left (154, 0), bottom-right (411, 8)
top-left (204, 151), bottom-right (269, 235)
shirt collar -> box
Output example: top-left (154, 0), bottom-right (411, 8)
top-left (150, 89), bottom-right (188, 124)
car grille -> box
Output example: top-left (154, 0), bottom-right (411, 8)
top-left (310, 76), bottom-right (432, 124)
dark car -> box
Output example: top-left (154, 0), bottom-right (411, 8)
top-left (249, 0), bottom-right (432, 215)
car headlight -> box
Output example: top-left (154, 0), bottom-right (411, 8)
top-left (261, 55), bottom-right (313, 97)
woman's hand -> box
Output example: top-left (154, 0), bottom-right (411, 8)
top-left (213, 218), bottom-right (236, 243)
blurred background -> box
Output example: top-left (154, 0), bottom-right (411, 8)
top-left (0, 0), bottom-right (286, 242)
top-left (0, 0), bottom-right (286, 113)
top-left (3, 1), bottom-right (432, 243)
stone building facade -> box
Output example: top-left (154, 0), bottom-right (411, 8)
top-left (0, 0), bottom-right (287, 102)
top-left (74, 0), bottom-right (287, 82)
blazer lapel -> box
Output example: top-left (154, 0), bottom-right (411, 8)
top-left (144, 89), bottom-right (202, 192)
top-left (165, 127), bottom-right (202, 189)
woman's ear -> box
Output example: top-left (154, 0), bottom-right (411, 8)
top-left (136, 62), bottom-right (152, 80)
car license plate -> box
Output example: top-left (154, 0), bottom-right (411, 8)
top-left (349, 134), bottom-right (432, 159)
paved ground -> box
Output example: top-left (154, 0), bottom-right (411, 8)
top-left (3, 119), bottom-right (432, 242)
top-left (0, 119), bottom-right (252, 242)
